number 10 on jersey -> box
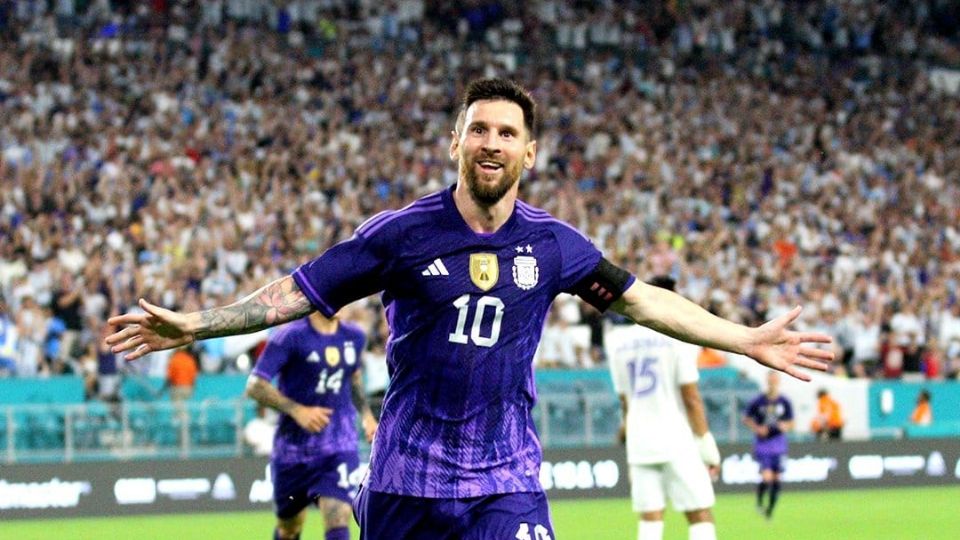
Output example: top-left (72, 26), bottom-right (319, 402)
top-left (448, 294), bottom-right (505, 347)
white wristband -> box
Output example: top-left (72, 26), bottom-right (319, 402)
top-left (696, 432), bottom-right (721, 466)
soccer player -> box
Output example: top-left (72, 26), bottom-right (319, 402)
top-left (743, 371), bottom-right (794, 520)
top-left (608, 276), bottom-right (720, 540)
top-left (106, 78), bottom-right (833, 539)
top-left (247, 311), bottom-right (378, 540)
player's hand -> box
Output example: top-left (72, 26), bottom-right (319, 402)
top-left (362, 413), bottom-right (378, 443)
top-left (756, 425), bottom-right (769, 437)
top-left (707, 464), bottom-right (720, 482)
top-left (292, 405), bottom-right (333, 433)
top-left (744, 306), bottom-right (834, 382)
top-left (106, 299), bottom-right (195, 361)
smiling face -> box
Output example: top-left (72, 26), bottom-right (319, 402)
top-left (450, 99), bottom-right (536, 207)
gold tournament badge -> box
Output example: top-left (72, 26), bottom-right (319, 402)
top-left (324, 346), bottom-right (341, 367)
top-left (469, 253), bottom-right (499, 291)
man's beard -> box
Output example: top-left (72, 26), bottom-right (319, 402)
top-left (461, 155), bottom-right (523, 207)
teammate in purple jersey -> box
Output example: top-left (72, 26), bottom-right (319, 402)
top-left (106, 78), bottom-right (834, 539)
top-left (247, 311), bottom-right (378, 540)
top-left (742, 371), bottom-right (794, 520)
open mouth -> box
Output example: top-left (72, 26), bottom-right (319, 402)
top-left (476, 160), bottom-right (504, 173)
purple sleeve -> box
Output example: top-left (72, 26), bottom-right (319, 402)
top-left (744, 396), bottom-right (760, 421)
top-left (553, 223), bottom-right (603, 292)
top-left (251, 328), bottom-right (291, 381)
top-left (781, 397), bottom-right (794, 421)
top-left (292, 233), bottom-right (390, 317)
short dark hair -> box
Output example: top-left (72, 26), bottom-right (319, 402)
top-left (458, 78), bottom-right (537, 136)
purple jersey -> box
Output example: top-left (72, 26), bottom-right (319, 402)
top-left (293, 187), bottom-right (631, 498)
top-left (744, 393), bottom-right (793, 456)
top-left (252, 318), bottom-right (366, 463)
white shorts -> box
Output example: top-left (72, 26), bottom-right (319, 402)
top-left (630, 452), bottom-right (715, 512)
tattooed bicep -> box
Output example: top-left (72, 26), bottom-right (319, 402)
top-left (255, 275), bottom-right (314, 326)
top-left (196, 275), bottom-right (314, 339)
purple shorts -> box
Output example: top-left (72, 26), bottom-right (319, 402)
top-left (272, 451), bottom-right (359, 518)
top-left (755, 452), bottom-right (786, 473)
top-left (353, 487), bottom-right (555, 540)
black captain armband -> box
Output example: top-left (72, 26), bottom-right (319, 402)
top-left (570, 258), bottom-right (633, 312)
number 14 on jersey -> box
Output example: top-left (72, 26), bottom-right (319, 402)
top-left (315, 368), bottom-right (344, 394)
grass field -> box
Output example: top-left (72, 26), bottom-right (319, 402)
top-left (2, 485), bottom-right (958, 539)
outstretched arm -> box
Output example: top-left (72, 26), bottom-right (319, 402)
top-left (610, 280), bottom-right (834, 381)
top-left (106, 275), bottom-right (313, 361)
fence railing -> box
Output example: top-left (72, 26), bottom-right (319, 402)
top-left (1, 389), bottom-right (755, 464)
top-left (1, 399), bottom-right (253, 464)
top-left (535, 389), bottom-right (756, 448)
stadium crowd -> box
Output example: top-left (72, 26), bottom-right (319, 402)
top-left (1, 0), bottom-right (960, 394)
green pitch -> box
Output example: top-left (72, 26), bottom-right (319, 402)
top-left (3, 486), bottom-right (957, 539)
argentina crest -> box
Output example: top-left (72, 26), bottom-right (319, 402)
top-left (469, 253), bottom-right (499, 291)
top-left (344, 341), bottom-right (356, 366)
top-left (512, 255), bottom-right (539, 290)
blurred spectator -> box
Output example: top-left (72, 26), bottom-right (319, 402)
top-left (538, 305), bottom-right (584, 368)
top-left (909, 389), bottom-right (933, 426)
top-left (0, 0), bottom-right (959, 384)
top-left (937, 303), bottom-right (960, 361)
top-left (920, 338), bottom-right (944, 380)
top-left (0, 297), bottom-right (17, 376)
top-left (95, 323), bottom-right (121, 401)
top-left (697, 347), bottom-right (727, 369)
top-left (14, 294), bottom-right (48, 376)
top-left (198, 338), bottom-right (228, 374)
top-left (163, 346), bottom-right (199, 403)
top-left (810, 389), bottom-right (844, 441)
top-left (890, 300), bottom-right (925, 348)
top-left (51, 272), bottom-right (84, 368)
top-left (849, 307), bottom-right (882, 378)
top-left (880, 331), bottom-right (903, 380)
top-left (901, 336), bottom-right (923, 378)
top-left (78, 337), bottom-right (99, 400)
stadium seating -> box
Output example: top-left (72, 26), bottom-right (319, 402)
top-left (588, 396), bottom-right (623, 444)
top-left (2, 370), bottom-right (960, 464)
top-left (71, 401), bottom-right (121, 452)
top-left (542, 395), bottom-right (588, 448)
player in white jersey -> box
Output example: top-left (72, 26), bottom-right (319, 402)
top-left (607, 276), bottom-right (721, 540)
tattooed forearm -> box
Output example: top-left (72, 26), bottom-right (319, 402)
top-left (351, 370), bottom-right (373, 417)
top-left (196, 275), bottom-right (313, 339)
top-left (246, 377), bottom-right (299, 415)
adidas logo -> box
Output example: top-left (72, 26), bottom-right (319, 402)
top-left (421, 258), bottom-right (449, 276)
